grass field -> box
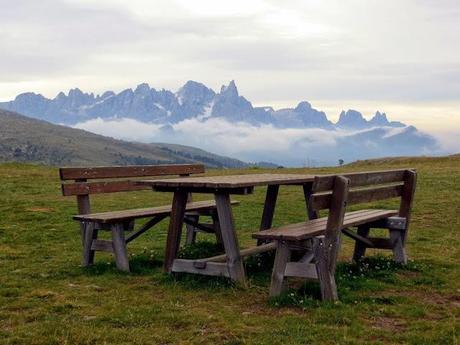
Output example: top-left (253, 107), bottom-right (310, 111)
top-left (0, 157), bottom-right (459, 344)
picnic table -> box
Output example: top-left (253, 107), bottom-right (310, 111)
top-left (138, 173), bottom-right (316, 284)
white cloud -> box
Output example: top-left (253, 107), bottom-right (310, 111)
top-left (73, 117), bottom-right (448, 166)
top-left (73, 117), bottom-right (163, 142)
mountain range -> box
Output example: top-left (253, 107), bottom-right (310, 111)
top-left (0, 80), bottom-right (405, 130)
top-left (0, 80), bottom-right (440, 166)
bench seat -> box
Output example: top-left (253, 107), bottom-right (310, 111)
top-left (74, 200), bottom-right (240, 223)
top-left (253, 209), bottom-right (398, 242)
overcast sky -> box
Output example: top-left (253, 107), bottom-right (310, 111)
top-left (1, 0), bottom-right (459, 131)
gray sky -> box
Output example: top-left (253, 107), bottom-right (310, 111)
top-left (1, 0), bottom-right (460, 131)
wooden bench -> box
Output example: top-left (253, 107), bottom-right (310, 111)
top-left (60, 164), bottom-right (238, 272)
top-left (253, 169), bottom-right (417, 301)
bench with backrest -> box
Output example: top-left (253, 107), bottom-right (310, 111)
top-left (253, 169), bottom-right (417, 301)
top-left (60, 164), bottom-right (238, 272)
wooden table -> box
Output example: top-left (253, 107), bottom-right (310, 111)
top-left (138, 173), bottom-right (316, 284)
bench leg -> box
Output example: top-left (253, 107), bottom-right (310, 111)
top-left (269, 241), bottom-right (291, 297)
top-left (82, 222), bottom-right (98, 267)
top-left (352, 225), bottom-right (370, 263)
top-left (185, 214), bottom-right (199, 245)
top-left (390, 229), bottom-right (407, 264)
top-left (314, 236), bottom-right (338, 301)
top-left (111, 223), bottom-right (130, 272)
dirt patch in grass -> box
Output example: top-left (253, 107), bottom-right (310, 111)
top-left (399, 290), bottom-right (459, 308)
top-left (25, 207), bottom-right (54, 213)
top-left (370, 316), bottom-right (407, 331)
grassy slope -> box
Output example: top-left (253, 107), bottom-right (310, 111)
top-left (0, 157), bottom-right (459, 344)
top-left (0, 109), bottom-right (246, 168)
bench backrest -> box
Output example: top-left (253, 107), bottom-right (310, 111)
top-left (309, 169), bottom-right (417, 241)
top-left (59, 164), bottom-right (206, 214)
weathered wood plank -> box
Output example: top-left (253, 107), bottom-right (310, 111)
top-left (184, 193), bottom-right (197, 245)
top-left (390, 230), bottom-right (407, 263)
top-left (351, 225), bottom-right (370, 262)
top-left (125, 215), bottom-right (168, 243)
top-left (211, 211), bottom-right (224, 246)
top-left (184, 217), bottom-right (215, 233)
top-left (111, 223), bottom-right (130, 272)
top-left (163, 191), bottom-right (189, 273)
top-left (82, 222), bottom-right (97, 266)
top-left (342, 228), bottom-right (374, 247)
top-left (214, 192), bottom-right (246, 285)
top-left (73, 200), bottom-right (239, 223)
top-left (253, 209), bottom-right (398, 241)
top-left (153, 186), bottom-right (255, 195)
top-left (323, 176), bottom-right (348, 272)
top-left (399, 170), bottom-right (417, 244)
top-left (63, 180), bottom-right (149, 196)
top-left (313, 236), bottom-right (338, 301)
top-left (284, 262), bottom-right (318, 279)
top-left (59, 164), bottom-right (205, 180)
top-left (139, 173), bottom-right (315, 189)
top-left (269, 241), bottom-right (291, 297)
top-left (200, 242), bottom-right (277, 263)
top-left (171, 259), bottom-right (230, 277)
top-left (311, 184), bottom-right (403, 211)
top-left (259, 185), bottom-right (279, 230)
top-left (313, 169), bottom-right (409, 192)
top-left (76, 193), bottom-right (90, 246)
top-left (303, 182), bottom-right (318, 220)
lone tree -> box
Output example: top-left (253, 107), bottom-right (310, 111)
top-left (338, 159), bottom-right (344, 166)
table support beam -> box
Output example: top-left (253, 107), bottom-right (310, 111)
top-left (260, 185), bottom-right (279, 230)
top-left (163, 190), bottom-right (189, 273)
top-left (214, 193), bottom-right (246, 285)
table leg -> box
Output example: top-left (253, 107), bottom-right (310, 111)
top-left (259, 184), bottom-right (279, 230)
top-left (164, 190), bottom-right (189, 273)
top-left (303, 182), bottom-right (318, 220)
top-left (214, 192), bottom-right (246, 285)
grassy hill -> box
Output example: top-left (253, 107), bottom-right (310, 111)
top-left (0, 109), bottom-right (247, 168)
top-left (348, 154), bottom-right (460, 167)
top-left (0, 157), bottom-right (459, 344)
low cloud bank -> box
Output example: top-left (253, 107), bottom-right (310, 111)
top-left (74, 117), bottom-right (449, 166)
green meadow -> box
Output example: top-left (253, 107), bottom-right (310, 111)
top-left (0, 156), bottom-right (459, 344)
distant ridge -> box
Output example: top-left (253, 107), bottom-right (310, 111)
top-left (0, 109), bottom-right (247, 168)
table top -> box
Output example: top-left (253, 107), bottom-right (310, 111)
top-left (137, 173), bottom-right (316, 189)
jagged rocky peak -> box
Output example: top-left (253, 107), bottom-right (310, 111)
top-left (337, 109), bottom-right (368, 129)
top-left (134, 83), bottom-right (151, 94)
top-left (66, 88), bottom-right (95, 106)
top-left (219, 80), bottom-right (239, 98)
top-left (119, 88), bottom-right (134, 97)
top-left (55, 91), bottom-right (66, 100)
top-left (212, 80), bottom-right (254, 121)
top-left (176, 81), bottom-right (215, 106)
top-left (14, 92), bottom-right (46, 102)
top-left (369, 111), bottom-right (390, 126)
top-left (68, 87), bottom-right (92, 99)
top-left (100, 91), bottom-right (115, 99)
top-left (273, 100), bottom-right (332, 129)
top-left (294, 101), bottom-right (313, 112)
